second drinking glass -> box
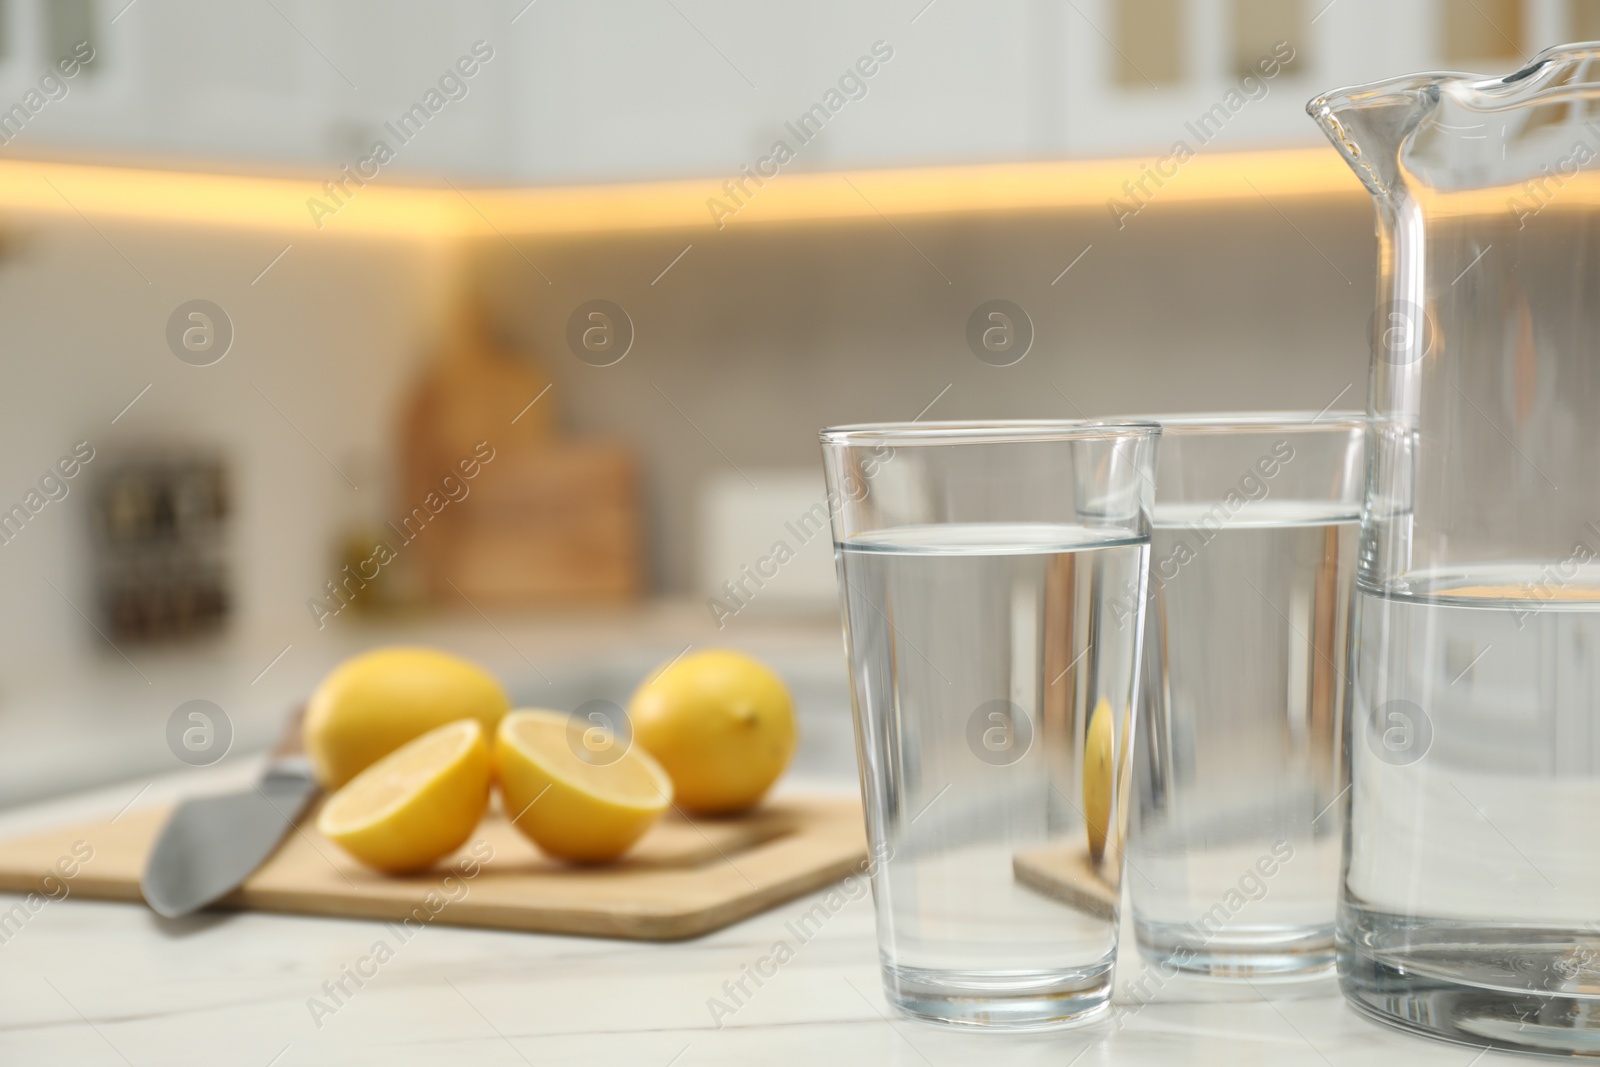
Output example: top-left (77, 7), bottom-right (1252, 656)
top-left (1125, 412), bottom-right (1364, 978)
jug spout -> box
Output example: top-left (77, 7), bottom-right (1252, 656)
top-left (1309, 42), bottom-right (1600, 419)
top-left (1306, 79), bottom-right (1439, 206)
top-left (1309, 43), bottom-right (1600, 206)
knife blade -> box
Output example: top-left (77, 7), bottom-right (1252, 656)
top-left (141, 708), bottom-right (319, 919)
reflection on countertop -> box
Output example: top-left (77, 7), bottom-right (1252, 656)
top-left (0, 601), bottom-right (853, 809)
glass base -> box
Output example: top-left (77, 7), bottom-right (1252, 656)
top-left (1341, 941), bottom-right (1600, 1057)
top-left (882, 962), bottom-right (1114, 1030)
top-left (1135, 919), bottom-right (1335, 979)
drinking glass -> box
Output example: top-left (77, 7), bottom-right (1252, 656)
top-left (1125, 413), bottom-right (1364, 978)
top-left (820, 420), bottom-right (1158, 1028)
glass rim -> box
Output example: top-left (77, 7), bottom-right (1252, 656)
top-left (819, 419), bottom-right (1161, 447)
top-left (1111, 410), bottom-right (1366, 434)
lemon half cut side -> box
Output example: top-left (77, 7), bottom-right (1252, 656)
top-left (317, 718), bottom-right (491, 874)
top-left (495, 709), bottom-right (672, 864)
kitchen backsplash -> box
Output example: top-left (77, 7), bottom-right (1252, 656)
top-left (485, 197), bottom-right (1375, 613)
top-left (0, 196), bottom-right (1374, 673)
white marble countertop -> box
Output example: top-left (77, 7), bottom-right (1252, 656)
top-left (0, 761), bottom-right (1527, 1066)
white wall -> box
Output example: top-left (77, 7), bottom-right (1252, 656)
top-left (0, 217), bottom-right (450, 675)
top-left (0, 190), bottom-right (1382, 675)
top-left (481, 197), bottom-right (1379, 607)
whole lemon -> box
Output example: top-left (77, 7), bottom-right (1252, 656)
top-left (304, 647), bottom-right (509, 788)
top-left (627, 649), bottom-right (796, 814)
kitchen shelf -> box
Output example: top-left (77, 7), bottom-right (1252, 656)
top-left (3, 148), bottom-right (1364, 240)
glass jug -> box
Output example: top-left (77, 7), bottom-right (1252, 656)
top-left (1310, 44), bottom-right (1600, 1055)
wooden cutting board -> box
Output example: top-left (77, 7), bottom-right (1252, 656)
top-left (1012, 844), bottom-right (1119, 922)
top-left (0, 796), bottom-right (866, 941)
top-left (398, 298), bottom-right (643, 605)
top-left (420, 442), bottom-right (643, 604)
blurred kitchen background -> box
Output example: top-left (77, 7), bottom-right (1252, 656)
top-left (0, 0), bottom-right (1573, 803)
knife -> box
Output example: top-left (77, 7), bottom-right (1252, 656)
top-left (141, 707), bottom-right (319, 919)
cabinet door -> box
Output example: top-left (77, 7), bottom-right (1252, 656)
top-left (503, 0), bottom-right (1043, 182)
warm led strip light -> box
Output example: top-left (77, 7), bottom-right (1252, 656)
top-left (0, 147), bottom-right (1365, 239)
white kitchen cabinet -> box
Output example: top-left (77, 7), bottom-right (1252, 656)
top-left (0, 0), bottom-right (1584, 183)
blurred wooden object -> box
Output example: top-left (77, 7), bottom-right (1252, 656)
top-left (399, 298), bottom-right (643, 604)
top-left (399, 296), bottom-right (556, 484)
top-left (429, 442), bottom-right (642, 603)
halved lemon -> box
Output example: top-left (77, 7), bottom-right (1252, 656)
top-left (317, 718), bottom-right (491, 873)
top-left (494, 709), bottom-right (672, 864)
top-left (1083, 697), bottom-right (1114, 861)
